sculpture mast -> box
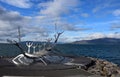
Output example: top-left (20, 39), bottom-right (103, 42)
top-left (18, 26), bottom-right (21, 42)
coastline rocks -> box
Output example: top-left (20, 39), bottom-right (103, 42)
top-left (86, 57), bottom-right (120, 77)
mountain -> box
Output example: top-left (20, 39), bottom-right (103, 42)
top-left (72, 38), bottom-right (120, 45)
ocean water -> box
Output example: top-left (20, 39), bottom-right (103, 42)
top-left (0, 43), bottom-right (120, 66)
top-left (56, 44), bottom-right (120, 66)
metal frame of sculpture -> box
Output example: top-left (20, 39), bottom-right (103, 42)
top-left (11, 31), bottom-right (64, 66)
top-left (26, 42), bottom-right (33, 53)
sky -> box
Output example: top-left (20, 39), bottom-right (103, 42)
top-left (0, 0), bottom-right (120, 43)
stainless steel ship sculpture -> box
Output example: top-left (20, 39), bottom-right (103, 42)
top-left (12, 31), bottom-right (69, 66)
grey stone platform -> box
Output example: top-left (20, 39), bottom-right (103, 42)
top-left (0, 56), bottom-right (93, 77)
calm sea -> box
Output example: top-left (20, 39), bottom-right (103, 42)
top-left (0, 43), bottom-right (120, 66)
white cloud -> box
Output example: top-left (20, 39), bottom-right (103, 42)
top-left (92, 1), bottom-right (110, 13)
top-left (113, 9), bottom-right (120, 16)
top-left (82, 32), bottom-right (120, 41)
top-left (33, 15), bottom-right (90, 32)
top-left (86, 33), bottom-right (106, 40)
top-left (34, 0), bottom-right (89, 32)
top-left (108, 32), bottom-right (120, 38)
top-left (39, 0), bottom-right (79, 17)
top-left (92, 0), bottom-right (120, 13)
top-left (0, 0), bottom-right (32, 8)
top-left (81, 13), bottom-right (89, 17)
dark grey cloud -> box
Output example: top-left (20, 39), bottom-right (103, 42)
top-left (111, 23), bottom-right (120, 30)
top-left (0, 7), bottom-right (23, 21)
top-left (56, 23), bottom-right (91, 32)
top-left (0, 7), bottom-right (49, 42)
